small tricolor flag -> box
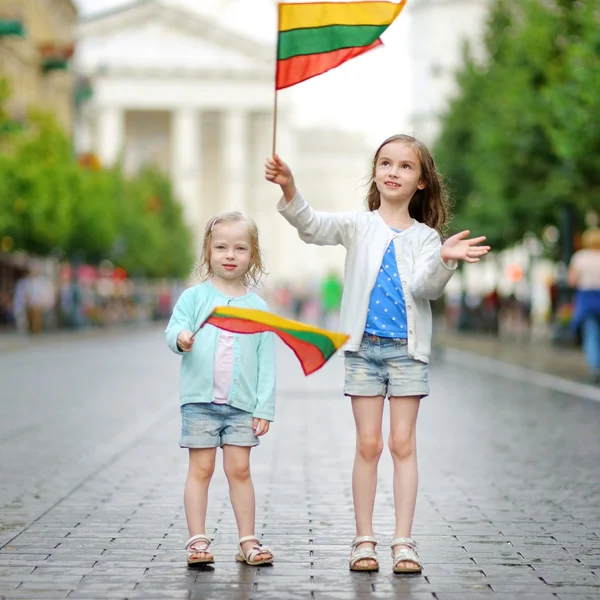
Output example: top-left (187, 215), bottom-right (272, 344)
top-left (200, 306), bottom-right (349, 375)
top-left (276, 1), bottom-right (406, 90)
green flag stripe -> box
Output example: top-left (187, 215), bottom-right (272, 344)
top-left (277, 326), bottom-right (336, 358)
top-left (278, 24), bottom-right (386, 61)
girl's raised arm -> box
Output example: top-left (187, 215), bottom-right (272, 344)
top-left (265, 155), bottom-right (357, 248)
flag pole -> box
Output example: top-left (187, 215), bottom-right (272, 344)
top-left (272, 90), bottom-right (278, 156)
top-left (272, 2), bottom-right (281, 156)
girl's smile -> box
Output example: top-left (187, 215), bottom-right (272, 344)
top-left (209, 221), bottom-right (251, 285)
top-left (375, 142), bottom-right (425, 202)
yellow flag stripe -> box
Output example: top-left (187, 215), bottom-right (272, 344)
top-left (279, 1), bottom-right (406, 33)
top-left (212, 306), bottom-right (348, 348)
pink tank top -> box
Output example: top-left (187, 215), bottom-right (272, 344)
top-left (212, 330), bottom-right (235, 403)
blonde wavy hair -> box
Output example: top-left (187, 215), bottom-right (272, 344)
top-left (582, 228), bottom-right (600, 250)
top-left (365, 134), bottom-right (452, 237)
top-left (195, 212), bottom-right (266, 288)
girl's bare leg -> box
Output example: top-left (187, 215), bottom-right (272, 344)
top-left (223, 444), bottom-right (271, 561)
top-left (389, 396), bottom-right (421, 569)
top-left (351, 395), bottom-right (385, 568)
top-left (184, 447), bottom-right (217, 560)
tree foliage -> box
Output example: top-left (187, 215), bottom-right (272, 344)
top-left (0, 81), bottom-right (193, 278)
top-left (434, 0), bottom-right (600, 250)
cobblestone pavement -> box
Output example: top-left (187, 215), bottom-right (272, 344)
top-left (433, 324), bottom-right (591, 384)
top-left (1, 328), bottom-right (599, 600)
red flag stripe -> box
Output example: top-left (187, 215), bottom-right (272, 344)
top-left (276, 39), bottom-right (382, 90)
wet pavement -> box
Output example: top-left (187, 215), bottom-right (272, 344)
top-left (434, 324), bottom-right (592, 385)
top-left (1, 327), bottom-right (599, 599)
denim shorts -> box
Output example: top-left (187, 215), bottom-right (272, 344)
top-left (344, 333), bottom-right (429, 398)
top-left (180, 402), bottom-right (259, 449)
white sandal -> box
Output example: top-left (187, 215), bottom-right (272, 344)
top-left (235, 535), bottom-right (274, 566)
top-left (391, 537), bottom-right (422, 573)
top-left (185, 534), bottom-right (214, 566)
top-left (349, 536), bottom-right (379, 572)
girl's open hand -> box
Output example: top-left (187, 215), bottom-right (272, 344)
top-left (265, 154), bottom-right (294, 188)
top-left (177, 330), bottom-right (195, 352)
top-left (441, 231), bottom-right (490, 264)
top-left (252, 418), bottom-right (270, 436)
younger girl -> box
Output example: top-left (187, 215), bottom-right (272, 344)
top-left (165, 212), bottom-right (276, 567)
top-left (265, 134), bottom-right (489, 574)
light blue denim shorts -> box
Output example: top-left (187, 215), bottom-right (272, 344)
top-left (344, 333), bottom-right (429, 398)
top-left (180, 402), bottom-right (259, 449)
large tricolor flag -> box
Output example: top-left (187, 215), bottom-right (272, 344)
top-left (199, 306), bottom-right (349, 376)
top-left (276, 1), bottom-right (407, 90)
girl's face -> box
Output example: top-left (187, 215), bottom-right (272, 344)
top-left (374, 142), bottom-right (426, 203)
top-left (209, 221), bottom-right (252, 284)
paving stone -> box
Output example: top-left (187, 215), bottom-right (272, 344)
top-left (1, 328), bottom-right (600, 598)
top-left (0, 593), bottom-right (71, 599)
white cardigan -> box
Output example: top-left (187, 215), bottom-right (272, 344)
top-left (278, 192), bottom-right (457, 362)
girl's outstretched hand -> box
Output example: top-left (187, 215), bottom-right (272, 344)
top-left (441, 231), bottom-right (490, 264)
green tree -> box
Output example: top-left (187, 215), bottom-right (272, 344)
top-left (114, 167), bottom-right (193, 279)
top-left (0, 85), bottom-right (193, 277)
top-left (64, 166), bottom-right (120, 263)
top-left (1, 111), bottom-right (75, 254)
top-left (434, 0), bottom-right (600, 251)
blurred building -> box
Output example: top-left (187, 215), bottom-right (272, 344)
top-left (290, 128), bottom-right (369, 279)
top-left (74, 0), bottom-right (371, 283)
top-left (0, 0), bottom-right (78, 132)
top-left (409, 0), bottom-right (491, 144)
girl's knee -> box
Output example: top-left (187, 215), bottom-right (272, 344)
top-left (223, 449), bottom-right (251, 482)
top-left (224, 460), bottom-right (251, 482)
top-left (188, 453), bottom-right (216, 481)
top-left (388, 433), bottom-right (416, 460)
top-left (357, 435), bottom-right (384, 462)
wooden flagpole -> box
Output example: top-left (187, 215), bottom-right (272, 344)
top-left (272, 2), bottom-right (281, 156)
top-left (272, 88), bottom-right (278, 156)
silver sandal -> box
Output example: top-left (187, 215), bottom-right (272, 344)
top-left (235, 535), bottom-right (274, 566)
top-left (185, 534), bottom-right (214, 566)
top-left (349, 535), bottom-right (379, 572)
top-left (391, 537), bottom-right (422, 573)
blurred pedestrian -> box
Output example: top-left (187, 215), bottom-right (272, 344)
top-left (0, 291), bottom-right (13, 326)
top-left (165, 212), bottom-right (276, 567)
top-left (320, 270), bottom-right (343, 329)
top-left (266, 134), bottom-right (490, 574)
top-left (16, 266), bottom-right (54, 335)
top-left (568, 228), bottom-right (600, 384)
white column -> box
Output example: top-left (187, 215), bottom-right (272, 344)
top-left (97, 106), bottom-right (124, 167)
top-left (222, 110), bottom-right (248, 213)
top-left (171, 108), bottom-right (202, 231)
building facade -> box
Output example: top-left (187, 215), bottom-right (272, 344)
top-left (74, 0), bottom-right (371, 283)
top-left (409, 0), bottom-right (491, 144)
top-left (0, 0), bottom-right (78, 132)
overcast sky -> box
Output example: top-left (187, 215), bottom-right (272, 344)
top-left (73, 0), bottom-right (413, 146)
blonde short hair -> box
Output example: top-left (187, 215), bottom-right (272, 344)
top-left (196, 212), bottom-right (266, 287)
top-left (582, 228), bottom-right (600, 250)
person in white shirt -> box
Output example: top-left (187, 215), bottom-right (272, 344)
top-left (265, 134), bottom-right (490, 574)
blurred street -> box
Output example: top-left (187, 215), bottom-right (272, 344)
top-left (1, 327), bottom-right (599, 599)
